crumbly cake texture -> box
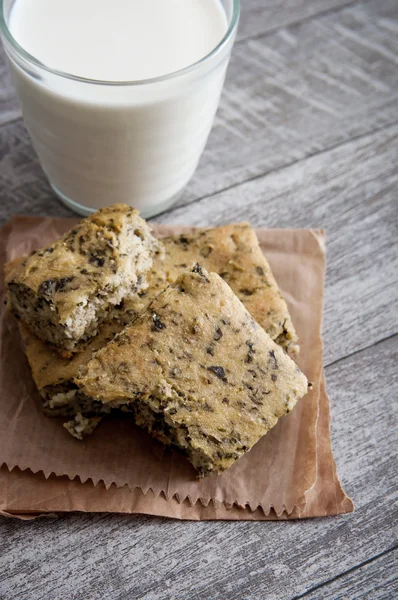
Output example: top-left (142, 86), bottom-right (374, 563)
top-left (18, 320), bottom-right (136, 439)
top-left (6, 204), bottom-right (161, 352)
top-left (13, 222), bottom-right (300, 438)
top-left (15, 223), bottom-right (298, 401)
top-left (63, 414), bottom-right (103, 441)
top-left (18, 321), bottom-right (121, 417)
top-left (138, 223), bottom-right (299, 354)
top-left (76, 266), bottom-right (308, 476)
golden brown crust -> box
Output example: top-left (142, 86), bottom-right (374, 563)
top-left (138, 223), bottom-right (299, 353)
top-left (6, 204), bottom-right (160, 351)
top-left (76, 266), bottom-right (308, 476)
top-left (18, 321), bottom-right (124, 394)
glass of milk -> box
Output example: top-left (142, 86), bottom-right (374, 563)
top-left (0, 0), bottom-right (240, 217)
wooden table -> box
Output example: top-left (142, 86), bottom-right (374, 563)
top-left (1, 1), bottom-right (397, 598)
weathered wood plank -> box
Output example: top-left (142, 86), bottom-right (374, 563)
top-left (0, 42), bottom-right (19, 125)
top-left (237, 0), bottom-right (359, 42)
top-left (181, 0), bottom-right (398, 203)
top-left (157, 123), bottom-right (398, 366)
top-left (0, 121), bottom-right (75, 222)
top-left (300, 548), bottom-right (398, 600)
top-left (0, 0), bottom-right (397, 212)
top-left (0, 335), bottom-right (397, 600)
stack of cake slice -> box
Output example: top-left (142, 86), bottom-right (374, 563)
top-left (5, 204), bottom-right (308, 477)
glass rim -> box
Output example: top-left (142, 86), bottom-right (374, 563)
top-left (0, 0), bottom-right (240, 86)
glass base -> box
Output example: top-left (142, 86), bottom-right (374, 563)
top-left (51, 184), bottom-right (182, 219)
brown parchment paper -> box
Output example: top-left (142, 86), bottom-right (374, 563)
top-left (0, 216), bottom-right (352, 519)
top-left (0, 375), bottom-right (353, 519)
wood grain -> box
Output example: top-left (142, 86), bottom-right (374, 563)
top-left (179, 0), bottom-right (398, 204)
top-left (157, 123), bottom-right (398, 366)
top-left (0, 121), bottom-right (75, 223)
top-left (0, 42), bottom-right (19, 125)
top-left (299, 547), bottom-right (398, 599)
top-left (237, 0), bottom-right (360, 42)
top-left (0, 335), bottom-right (397, 600)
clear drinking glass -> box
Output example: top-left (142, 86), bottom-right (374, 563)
top-left (0, 0), bottom-right (240, 217)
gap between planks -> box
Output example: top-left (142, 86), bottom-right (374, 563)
top-left (0, 116), bottom-right (397, 213)
top-left (236, 0), bottom-right (362, 44)
top-left (156, 118), bottom-right (398, 220)
top-left (292, 544), bottom-right (398, 599)
top-left (324, 331), bottom-right (398, 370)
top-left (0, 116), bottom-right (21, 130)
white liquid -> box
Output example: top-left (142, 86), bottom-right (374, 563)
top-left (6, 0), bottom-right (233, 215)
top-left (10, 0), bottom-right (228, 81)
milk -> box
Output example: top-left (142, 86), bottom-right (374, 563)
top-left (3, 0), bottom-right (237, 216)
top-left (9, 0), bottom-right (228, 81)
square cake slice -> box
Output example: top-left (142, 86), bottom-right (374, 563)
top-left (137, 223), bottom-right (299, 354)
top-left (6, 204), bottom-right (161, 351)
top-left (17, 321), bottom-right (122, 418)
top-left (76, 265), bottom-right (308, 476)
